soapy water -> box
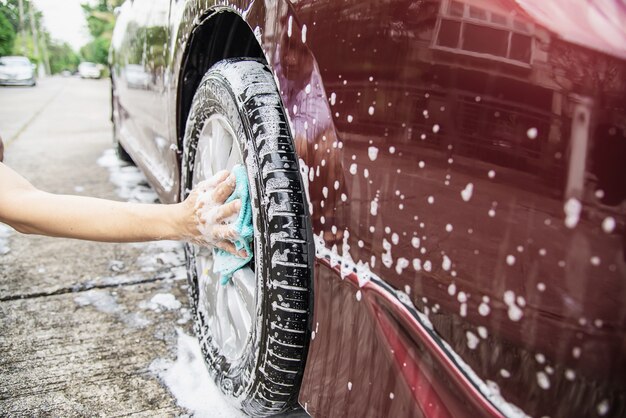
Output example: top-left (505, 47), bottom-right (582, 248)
top-left (149, 330), bottom-right (246, 418)
top-left (0, 223), bottom-right (13, 255)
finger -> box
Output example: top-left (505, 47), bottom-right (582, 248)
top-left (213, 173), bottom-right (236, 204)
top-left (216, 199), bottom-right (241, 222)
top-left (213, 224), bottom-right (238, 240)
top-left (207, 170), bottom-right (230, 187)
top-left (215, 240), bottom-right (238, 256)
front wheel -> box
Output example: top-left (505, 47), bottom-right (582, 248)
top-left (181, 59), bottom-right (314, 416)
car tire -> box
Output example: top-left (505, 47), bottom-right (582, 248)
top-left (115, 140), bottom-right (134, 164)
top-left (181, 58), bottom-right (314, 416)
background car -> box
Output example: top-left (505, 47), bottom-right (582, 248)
top-left (110, 1), bottom-right (626, 417)
top-left (0, 56), bottom-right (36, 87)
top-left (78, 61), bottom-right (102, 79)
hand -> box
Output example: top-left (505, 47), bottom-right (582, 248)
top-left (178, 170), bottom-right (246, 257)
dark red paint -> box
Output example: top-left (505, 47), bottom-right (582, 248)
top-left (111, 0), bottom-right (626, 416)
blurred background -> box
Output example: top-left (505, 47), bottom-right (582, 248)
top-left (0, 0), bottom-right (122, 79)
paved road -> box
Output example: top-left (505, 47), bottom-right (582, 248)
top-left (0, 77), bottom-right (226, 416)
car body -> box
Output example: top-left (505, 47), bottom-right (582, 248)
top-left (78, 62), bottom-right (102, 79)
top-left (124, 64), bottom-right (151, 89)
top-left (0, 56), bottom-right (36, 86)
top-left (110, 0), bottom-right (626, 416)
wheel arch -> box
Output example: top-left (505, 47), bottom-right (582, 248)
top-left (175, 9), bottom-right (266, 160)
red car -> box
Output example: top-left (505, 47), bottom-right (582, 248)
top-left (110, 0), bottom-right (626, 416)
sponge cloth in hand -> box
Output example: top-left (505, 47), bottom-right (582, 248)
top-left (213, 164), bottom-right (254, 284)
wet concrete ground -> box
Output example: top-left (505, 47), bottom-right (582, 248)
top-left (0, 77), bottom-right (233, 416)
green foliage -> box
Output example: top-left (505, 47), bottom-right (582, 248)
top-left (80, 36), bottom-right (109, 65)
top-left (0, 9), bottom-right (15, 56)
top-left (79, 0), bottom-right (123, 65)
top-left (48, 41), bottom-right (80, 73)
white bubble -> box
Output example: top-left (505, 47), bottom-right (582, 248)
top-left (537, 282), bottom-right (546, 291)
top-left (565, 369), bottom-right (576, 381)
top-left (412, 258), bottom-right (422, 271)
top-left (391, 233), bottom-right (399, 245)
top-left (370, 200), bottom-right (378, 216)
top-left (418, 161), bottom-right (425, 168)
top-left (500, 369), bottom-right (511, 378)
top-left (301, 24), bottom-right (307, 43)
top-left (411, 237), bottom-right (420, 248)
top-left (447, 283), bottom-right (456, 296)
top-left (442, 255), bottom-right (451, 271)
top-left (334, 180), bottom-right (340, 190)
top-left (305, 83), bottom-right (311, 94)
top-left (432, 124), bottom-right (440, 133)
top-left (597, 400), bottom-right (610, 416)
top-left (347, 115), bottom-right (353, 123)
top-left (457, 291), bottom-right (467, 303)
top-left (590, 256), bottom-right (600, 266)
top-left (423, 260), bottom-right (432, 271)
top-left (368, 146), bottom-right (379, 161)
top-left (466, 331), bottom-right (479, 350)
top-left (506, 255), bottom-right (516, 266)
top-left (602, 217), bottom-right (616, 233)
top-left (478, 303), bottom-right (490, 316)
top-left (330, 92), bottom-right (336, 105)
top-left (348, 381), bottom-right (352, 391)
top-left (356, 290), bottom-right (362, 301)
top-left (461, 183), bottom-right (473, 202)
top-left (349, 163), bottom-right (357, 175)
top-left (488, 208), bottom-right (496, 217)
top-left (535, 353), bottom-right (546, 364)
top-left (389, 392), bottom-right (395, 400)
top-left (488, 170), bottom-right (496, 179)
top-left (389, 146), bottom-right (395, 154)
top-left (539, 248), bottom-right (547, 256)
top-left (368, 106), bottom-right (375, 115)
top-left (536, 371), bottom-right (550, 390)
top-left (526, 127), bottom-right (538, 139)
top-left (341, 193), bottom-right (347, 202)
top-left (572, 346), bottom-right (581, 358)
top-left (287, 15), bottom-right (293, 37)
top-left (477, 326), bottom-right (488, 339)
top-left (445, 224), bottom-right (453, 233)
top-left (363, 168), bottom-right (369, 178)
top-left (563, 197), bottom-right (581, 229)
top-left (427, 196), bottom-right (434, 204)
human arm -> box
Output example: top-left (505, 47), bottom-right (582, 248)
top-left (0, 163), bottom-right (244, 254)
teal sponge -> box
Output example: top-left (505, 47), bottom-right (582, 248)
top-left (213, 164), bottom-right (254, 284)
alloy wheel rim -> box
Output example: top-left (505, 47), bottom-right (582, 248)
top-left (192, 114), bottom-right (256, 362)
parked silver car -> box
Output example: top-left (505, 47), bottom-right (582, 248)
top-left (0, 56), bottom-right (36, 87)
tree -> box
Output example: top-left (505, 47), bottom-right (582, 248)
top-left (48, 40), bottom-right (79, 73)
top-left (80, 0), bottom-right (123, 65)
top-left (0, 8), bottom-right (16, 56)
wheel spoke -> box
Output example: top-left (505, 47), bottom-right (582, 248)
top-left (226, 285), bottom-right (251, 351)
top-left (232, 267), bottom-right (256, 319)
top-left (225, 145), bottom-right (241, 172)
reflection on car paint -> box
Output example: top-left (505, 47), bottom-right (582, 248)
top-left (110, 0), bottom-right (626, 416)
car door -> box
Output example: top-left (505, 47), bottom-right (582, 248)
top-left (113, 0), bottom-right (176, 200)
